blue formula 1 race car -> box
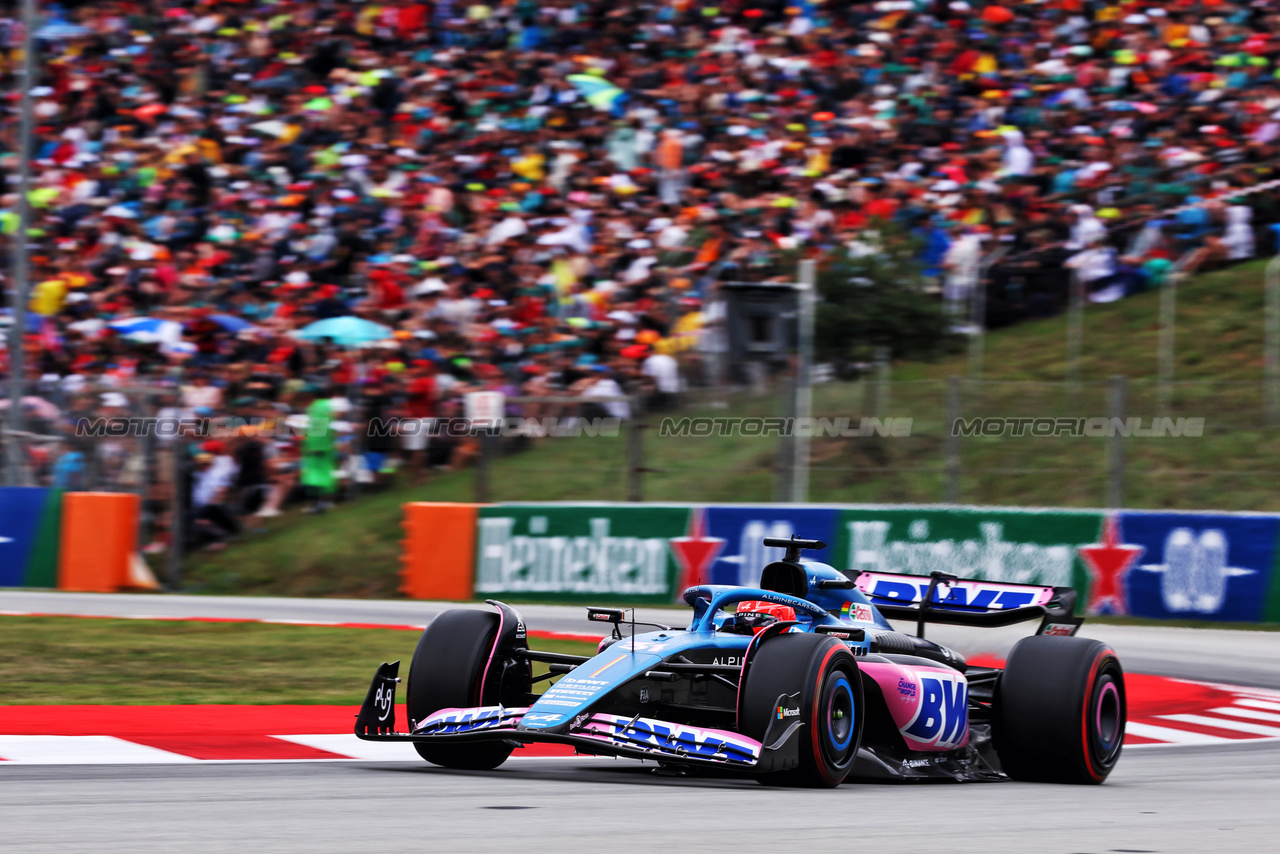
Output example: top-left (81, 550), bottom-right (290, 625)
top-left (355, 537), bottom-right (1126, 787)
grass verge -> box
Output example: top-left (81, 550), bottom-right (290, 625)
top-left (0, 616), bottom-right (595, 705)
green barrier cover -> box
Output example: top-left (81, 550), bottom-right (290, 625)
top-left (829, 507), bottom-right (1105, 597)
top-left (475, 504), bottom-right (690, 603)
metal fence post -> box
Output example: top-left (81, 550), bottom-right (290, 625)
top-left (626, 400), bottom-right (644, 502)
top-left (474, 429), bottom-right (491, 503)
top-left (874, 347), bottom-right (891, 416)
top-left (792, 259), bottom-right (815, 503)
top-left (944, 376), bottom-right (961, 504)
top-left (167, 438), bottom-right (186, 591)
top-left (1265, 253), bottom-right (1280, 426)
top-left (5, 0), bottom-right (35, 489)
top-left (1158, 267), bottom-right (1182, 418)
top-left (1107, 375), bottom-right (1127, 509)
top-left (1066, 269), bottom-right (1083, 394)
top-left (969, 246), bottom-right (1009, 385)
top-left (774, 375), bottom-right (794, 502)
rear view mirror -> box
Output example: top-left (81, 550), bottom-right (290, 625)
top-left (587, 607), bottom-right (626, 624)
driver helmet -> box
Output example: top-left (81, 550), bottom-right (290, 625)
top-left (728, 599), bottom-right (797, 635)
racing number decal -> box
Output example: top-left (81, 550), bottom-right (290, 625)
top-left (374, 683), bottom-right (394, 722)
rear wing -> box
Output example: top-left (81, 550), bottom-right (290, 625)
top-left (849, 570), bottom-right (1081, 638)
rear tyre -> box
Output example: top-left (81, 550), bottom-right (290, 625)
top-left (406, 609), bottom-right (514, 770)
top-left (993, 636), bottom-right (1126, 784)
top-left (741, 633), bottom-right (863, 787)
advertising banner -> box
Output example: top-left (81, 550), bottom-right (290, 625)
top-left (0, 487), bottom-right (61, 588)
top-left (474, 504), bottom-right (690, 603)
top-left (450, 502), bottom-right (1280, 622)
top-left (702, 506), bottom-right (839, 587)
top-left (829, 507), bottom-right (1104, 595)
top-left (1113, 512), bottom-right (1279, 623)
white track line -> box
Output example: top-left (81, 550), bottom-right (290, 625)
top-left (1236, 698), bottom-right (1280, 713)
top-left (0, 736), bottom-right (196, 764)
top-left (1210, 706), bottom-right (1280, 724)
top-left (1160, 714), bottom-right (1280, 737)
top-left (273, 734), bottom-right (420, 762)
top-left (1124, 722), bottom-right (1231, 746)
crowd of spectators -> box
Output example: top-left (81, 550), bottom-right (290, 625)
top-left (4, 0), bottom-right (1280, 545)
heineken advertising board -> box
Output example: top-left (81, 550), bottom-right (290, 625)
top-left (829, 508), bottom-right (1103, 597)
top-left (475, 505), bottom-right (690, 603)
top-left (460, 503), bottom-right (1280, 622)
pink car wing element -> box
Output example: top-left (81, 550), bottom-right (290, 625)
top-left (855, 571), bottom-right (1055, 612)
top-left (860, 660), bottom-right (970, 752)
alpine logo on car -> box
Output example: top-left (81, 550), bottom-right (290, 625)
top-left (522, 712), bottom-right (566, 724)
top-left (776, 704), bottom-right (800, 720)
top-left (902, 672), bottom-right (968, 749)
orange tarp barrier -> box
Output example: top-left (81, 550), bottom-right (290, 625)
top-left (58, 492), bottom-right (140, 593)
top-left (400, 502), bottom-right (481, 600)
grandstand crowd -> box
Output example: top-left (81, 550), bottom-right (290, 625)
top-left (2, 0), bottom-right (1280, 541)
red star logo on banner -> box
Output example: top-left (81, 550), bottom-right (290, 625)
top-left (670, 507), bottom-right (725, 593)
top-left (1078, 516), bottom-right (1145, 615)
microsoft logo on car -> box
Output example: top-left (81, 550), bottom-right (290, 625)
top-left (776, 705), bottom-right (800, 720)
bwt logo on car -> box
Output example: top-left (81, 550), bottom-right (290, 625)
top-left (610, 718), bottom-right (758, 761)
top-left (903, 673), bottom-right (969, 749)
top-left (869, 578), bottom-right (1039, 611)
top-left (426, 708), bottom-right (507, 734)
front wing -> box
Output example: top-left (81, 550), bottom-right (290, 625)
top-left (354, 661), bottom-right (800, 772)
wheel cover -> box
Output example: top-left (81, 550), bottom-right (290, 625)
top-left (820, 671), bottom-right (857, 766)
top-left (1089, 670), bottom-right (1125, 769)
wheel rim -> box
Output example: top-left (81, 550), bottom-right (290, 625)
top-left (822, 673), bottom-right (856, 760)
top-left (1089, 668), bottom-right (1125, 769)
top-left (1096, 680), bottom-right (1120, 749)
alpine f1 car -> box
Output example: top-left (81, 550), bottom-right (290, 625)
top-left (356, 537), bottom-right (1125, 787)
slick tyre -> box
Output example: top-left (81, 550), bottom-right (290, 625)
top-left (741, 633), bottom-right (863, 787)
top-left (993, 636), bottom-right (1126, 784)
top-left (407, 609), bottom-right (513, 770)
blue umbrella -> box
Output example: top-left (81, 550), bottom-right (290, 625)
top-left (35, 22), bottom-right (92, 40)
top-left (209, 314), bottom-right (257, 333)
top-left (566, 74), bottom-right (626, 110)
top-left (107, 317), bottom-right (183, 344)
top-left (295, 316), bottom-right (393, 347)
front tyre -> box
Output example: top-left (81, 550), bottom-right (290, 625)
top-left (993, 636), bottom-right (1126, 784)
top-left (406, 609), bottom-right (514, 770)
top-left (741, 633), bottom-right (864, 787)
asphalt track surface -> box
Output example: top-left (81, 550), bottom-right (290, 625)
top-left (3, 589), bottom-right (1280, 852)
top-left (3, 742), bottom-right (1278, 853)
